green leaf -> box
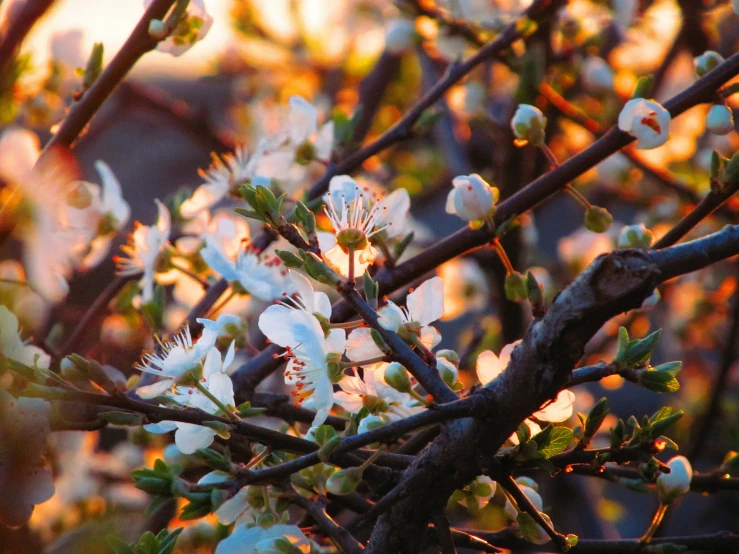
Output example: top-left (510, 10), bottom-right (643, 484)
top-left (179, 500), bottom-right (212, 520)
top-left (640, 370), bottom-right (680, 393)
top-left (134, 531), bottom-right (159, 554)
top-left (158, 529), bottom-right (183, 554)
top-left (393, 231), bottom-right (415, 261)
top-left (649, 406), bottom-right (672, 424)
top-left (649, 410), bottom-right (683, 438)
top-left (196, 448), bottom-right (231, 472)
top-left (107, 535), bottom-right (135, 554)
top-left (582, 398), bottom-right (609, 445)
top-left (145, 495), bottom-right (173, 518)
top-left (615, 326), bottom-right (629, 361)
top-left (653, 361), bottom-right (682, 377)
top-left (621, 329), bottom-right (661, 367)
top-left (539, 427), bottom-right (573, 458)
top-left (631, 75), bottom-right (654, 99)
top-left (659, 435), bottom-right (679, 450)
top-left (516, 422), bottom-right (531, 445)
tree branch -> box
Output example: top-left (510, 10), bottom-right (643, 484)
top-left (43, 0), bottom-right (179, 152)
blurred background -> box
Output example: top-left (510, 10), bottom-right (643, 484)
top-left (1, 0), bottom-right (738, 552)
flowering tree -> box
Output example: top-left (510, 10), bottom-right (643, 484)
top-left (2, 0), bottom-right (739, 552)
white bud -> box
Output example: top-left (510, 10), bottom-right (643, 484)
top-left (618, 223), bottom-right (654, 249)
top-left (694, 51), bottom-right (725, 77)
top-left (358, 414), bottom-right (390, 435)
top-left (705, 104), bottom-right (734, 135)
top-left (618, 98), bottom-right (671, 150)
top-left (511, 104), bottom-right (547, 146)
top-left (657, 456), bottom-right (692, 504)
top-left (148, 19), bottom-right (168, 40)
top-left (503, 485), bottom-right (543, 521)
top-left (445, 174), bottom-right (498, 222)
top-left (384, 19), bottom-right (415, 54)
top-left (582, 57), bottom-right (614, 93)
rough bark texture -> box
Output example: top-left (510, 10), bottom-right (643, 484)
top-left (367, 251), bottom-right (662, 553)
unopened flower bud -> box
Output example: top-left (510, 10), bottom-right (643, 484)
top-left (511, 104), bottom-right (547, 146)
top-left (148, 19), bottom-right (168, 40)
top-left (618, 98), bottom-right (671, 150)
top-left (385, 19), bottom-right (416, 54)
top-left (582, 57), bottom-right (614, 93)
top-left (618, 223), bottom-right (654, 249)
top-left (705, 104), bottom-right (734, 135)
top-left (358, 414), bottom-right (390, 435)
top-left (504, 272), bottom-right (528, 302)
top-left (436, 357), bottom-right (458, 388)
top-left (384, 362), bottom-right (411, 393)
top-left (325, 467), bottom-right (363, 496)
top-left (445, 174), bottom-right (498, 222)
top-left (584, 206), bottom-right (613, 233)
top-left (657, 456), bottom-right (692, 504)
top-left (694, 51), bottom-right (724, 77)
top-left (436, 349), bottom-right (459, 365)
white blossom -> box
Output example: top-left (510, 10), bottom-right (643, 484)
top-left (181, 146), bottom-right (260, 218)
top-left (143, 342), bottom-right (236, 454)
top-left (200, 237), bottom-right (290, 301)
top-left (135, 320), bottom-right (220, 398)
top-left (115, 200), bottom-right (171, 303)
top-left (511, 104), bottom-right (547, 146)
top-left (0, 306), bottom-right (50, 369)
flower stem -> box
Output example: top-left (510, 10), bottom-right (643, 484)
top-left (171, 261), bottom-right (209, 288)
top-left (247, 446), bottom-right (273, 469)
top-left (340, 356), bottom-right (388, 368)
top-left (347, 245), bottom-right (356, 286)
top-left (330, 320), bottom-right (364, 330)
top-left (492, 240), bottom-right (515, 275)
top-left (359, 447), bottom-right (385, 471)
top-left (539, 144), bottom-right (593, 210)
top-left (194, 380), bottom-right (238, 421)
top-left (640, 502), bottom-right (670, 544)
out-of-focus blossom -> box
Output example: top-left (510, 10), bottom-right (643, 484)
top-left (705, 105), bottom-right (734, 135)
top-left (215, 523), bottom-right (311, 554)
top-left (115, 200), bottom-right (171, 303)
top-left (384, 19), bottom-right (416, 54)
top-left (694, 51), bottom-right (724, 77)
top-left (50, 29), bottom-right (86, 69)
top-left (143, 342), bottom-right (236, 454)
top-left (618, 223), bottom-right (654, 249)
top-left (0, 128), bottom-right (82, 302)
top-left (70, 160), bottom-right (130, 270)
top-left (445, 174), bottom-right (498, 222)
top-left (181, 146), bottom-right (261, 218)
top-left (657, 456), bottom-right (692, 504)
top-left (511, 104), bottom-right (547, 146)
top-left (0, 305), bottom-right (50, 369)
top-left (179, 209), bottom-right (250, 258)
top-left (582, 56), bottom-right (614, 92)
top-left (135, 319), bottom-right (219, 398)
top-left (0, 389), bottom-right (53, 527)
top-left (0, 261), bottom-right (48, 332)
top-left (439, 258), bottom-right (489, 320)
top-left (146, 0), bottom-right (213, 57)
top-left (558, 228), bottom-right (612, 272)
top-left (256, 96), bottom-right (334, 195)
top-left (618, 98), bottom-right (671, 150)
